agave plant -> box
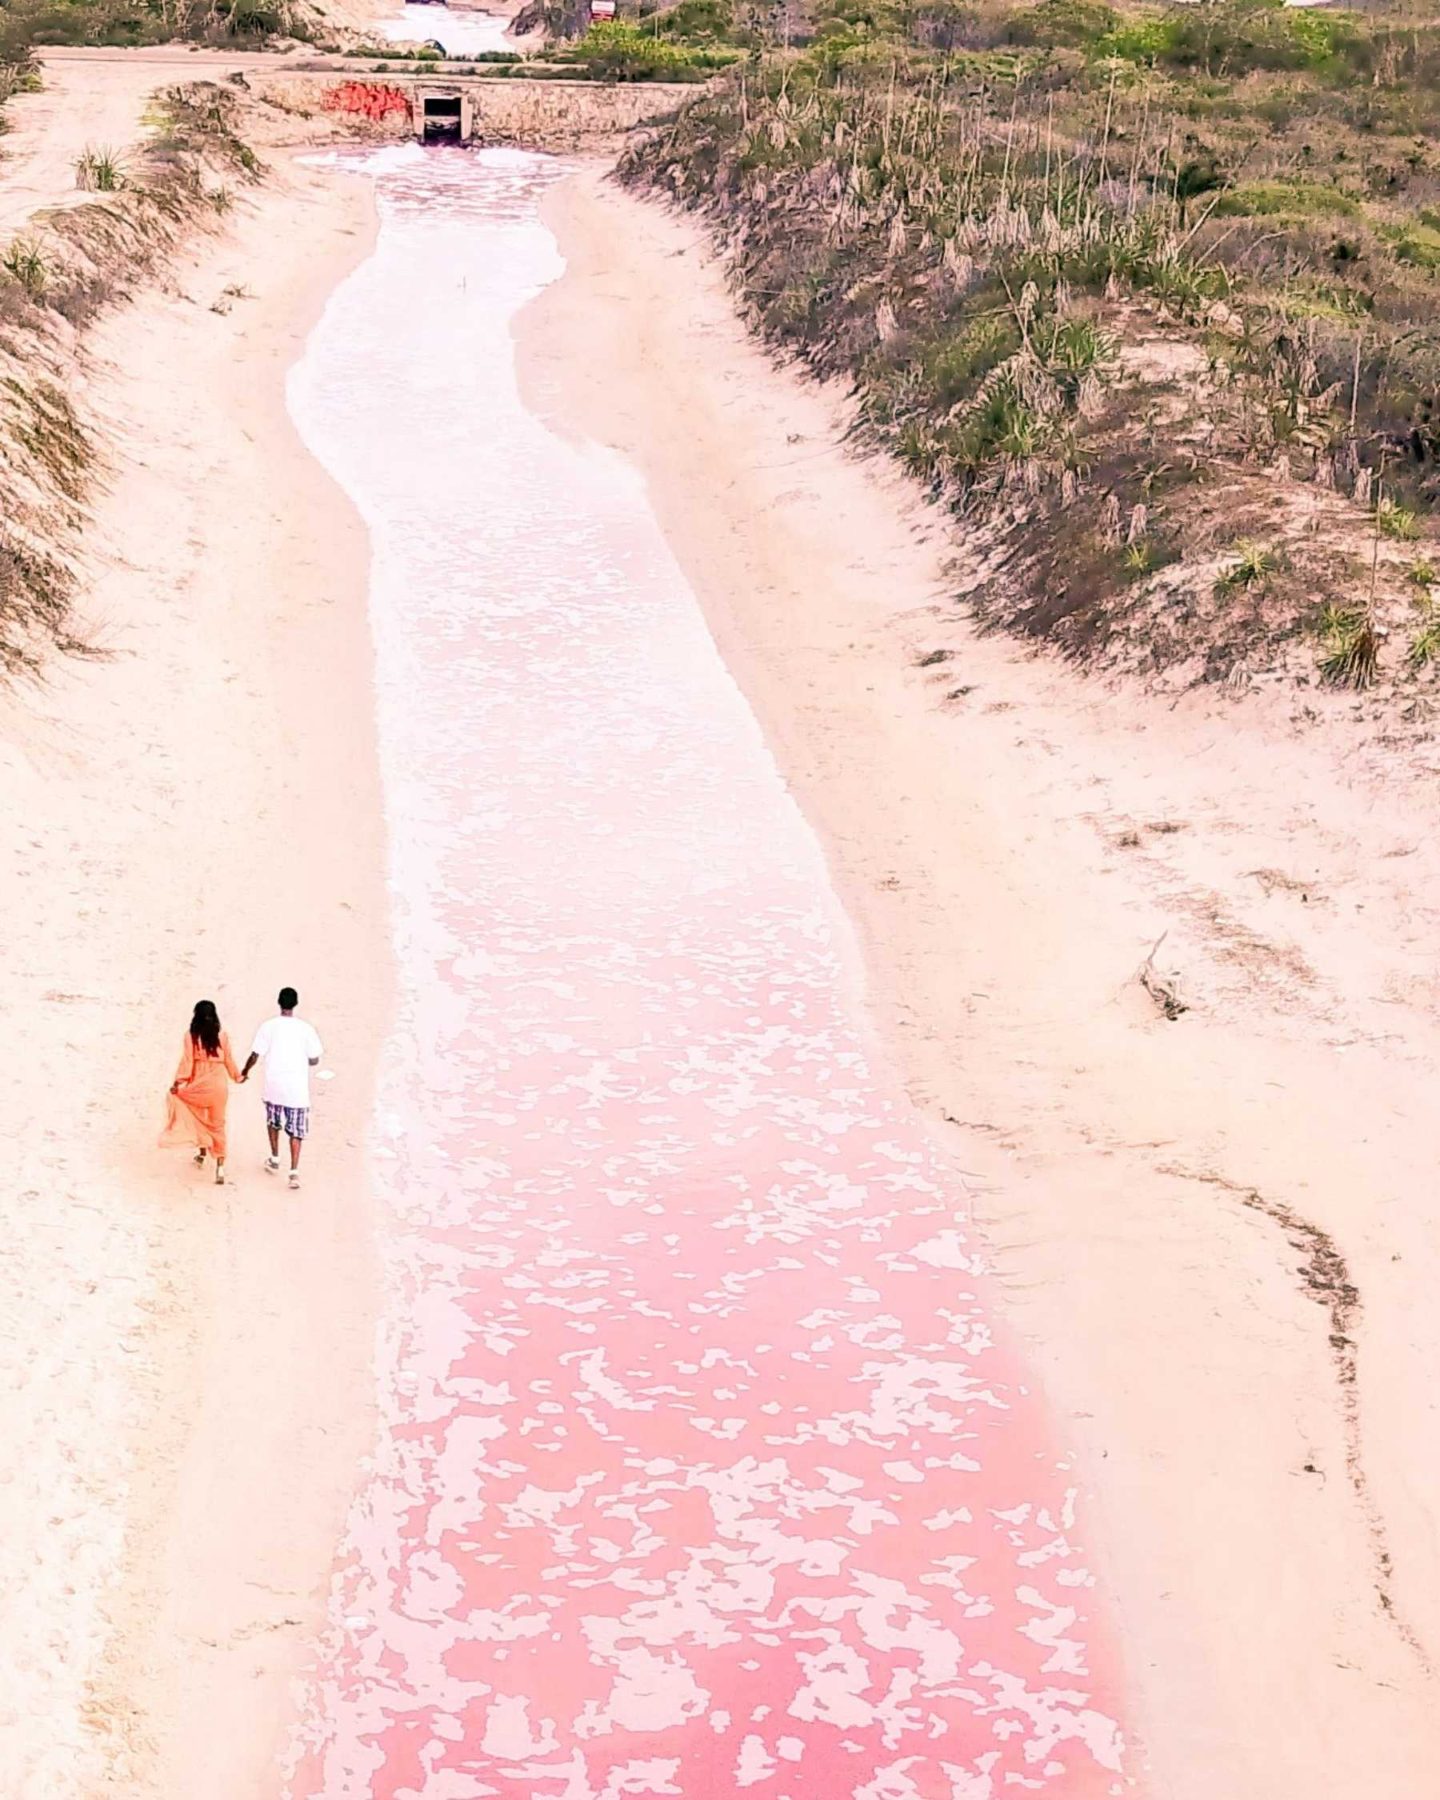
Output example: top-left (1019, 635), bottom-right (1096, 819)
top-left (2, 239), bottom-right (49, 295)
top-left (1407, 615), bottom-right (1440, 670)
top-left (1318, 602), bottom-right (1381, 689)
top-left (1216, 540), bottom-right (1279, 593)
top-left (74, 147), bottom-right (125, 193)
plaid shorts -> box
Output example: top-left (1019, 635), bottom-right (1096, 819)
top-left (265, 1102), bottom-right (310, 1140)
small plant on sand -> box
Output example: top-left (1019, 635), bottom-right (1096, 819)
top-left (1318, 601), bottom-right (1381, 689)
top-left (1122, 538), bottom-right (1161, 580)
top-left (1407, 557), bottom-right (1440, 668)
top-left (1375, 496), bottom-right (1420, 541)
top-left (74, 147), bottom-right (124, 192)
top-left (2, 238), bottom-right (48, 295)
top-left (1216, 540), bottom-right (1279, 595)
top-left (1409, 557), bottom-right (1437, 590)
top-left (1407, 610), bottom-right (1440, 670)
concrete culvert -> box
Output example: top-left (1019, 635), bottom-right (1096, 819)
top-left (421, 92), bottom-right (464, 145)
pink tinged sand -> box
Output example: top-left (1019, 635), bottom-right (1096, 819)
top-left (281, 147), bottom-right (1137, 1799)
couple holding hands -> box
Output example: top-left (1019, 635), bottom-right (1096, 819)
top-left (160, 986), bottom-right (323, 1190)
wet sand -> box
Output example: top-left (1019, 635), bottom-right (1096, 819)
top-left (0, 157), bottom-right (387, 1797)
top-left (518, 168), bottom-right (1440, 1800)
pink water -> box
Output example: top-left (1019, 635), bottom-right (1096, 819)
top-left (283, 148), bottom-right (1135, 1800)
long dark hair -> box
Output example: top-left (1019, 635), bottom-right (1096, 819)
top-left (189, 1000), bottom-right (222, 1058)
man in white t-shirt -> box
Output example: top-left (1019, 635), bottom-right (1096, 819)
top-left (240, 986), bottom-right (323, 1190)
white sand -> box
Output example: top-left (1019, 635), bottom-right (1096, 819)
top-left (518, 168), bottom-right (1440, 1800)
top-left (0, 155), bottom-right (385, 1796)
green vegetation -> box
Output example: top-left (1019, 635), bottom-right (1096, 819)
top-left (552, 20), bottom-right (742, 77)
top-left (1376, 496), bottom-right (1418, 541)
top-left (0, 0), bottom-right (313, 55)
top-left (1214, 181), bottom-right (1359, 222)
top-left (1407, 606), bottom-right (1440, 669)
top-left (620, 0), bottom-right (1440, 687)
top-left (347, 42), bottom-right (523, 61)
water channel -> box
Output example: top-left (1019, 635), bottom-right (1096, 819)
top-left (376, 1), bottom-right (514, 54)
top-left (281, 145), bottom-right (1133, 1799)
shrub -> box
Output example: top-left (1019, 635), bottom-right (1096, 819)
top-left (1010, 0), bottom-right (1118, 51)
top-left (1042, 315), bottom-right (1117, 407)
top-left (1391, 224), bottom-right (1440, 272)
top-left (561, 21), bottom-right (726, 77)
top-left (642, 0), bottom-right (734, 41)
top-left (1318, 602), bottom-right (1380, 688)
top-left (1376, 497), bottom-right (1419, 541)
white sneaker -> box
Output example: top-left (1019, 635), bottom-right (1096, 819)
top-left (214, 1163), bottom-right (226, 1186)
top-left (288, 1171), bottom-right (301, 1191)
top-left (264, 1156), bottom-right (280, 1174)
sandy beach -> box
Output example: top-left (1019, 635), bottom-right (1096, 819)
top-left (3, 66), bottom-right (1440, 1797)
top-left (0, 153), bottom-right (386, 1796)
top-left (518, 168), bottom-right (1440, 1799)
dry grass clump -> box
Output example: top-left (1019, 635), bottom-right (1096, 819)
top-left (0, 84), bottom-right (261, 678)
top-left (621, 0), bottom-right (1440, 697)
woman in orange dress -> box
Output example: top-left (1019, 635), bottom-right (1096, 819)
top-left (159, 1000), bottom-right (241, 1185)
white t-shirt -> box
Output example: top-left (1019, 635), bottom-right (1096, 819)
top-left (250, 1015), bottom-right (323, 1108)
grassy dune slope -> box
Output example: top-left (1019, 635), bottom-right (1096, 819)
top-left (0, 86), bottom-right (261, 676)
top-left (623, 0), bottom-right (1440, 694)
top-left (0, 0), bottom-right (316, 54)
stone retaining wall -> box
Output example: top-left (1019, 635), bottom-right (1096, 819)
top-left (250, 73), bottom-right (694, 151)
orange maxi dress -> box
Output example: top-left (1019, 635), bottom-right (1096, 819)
top-left (158, 1031), bottom-right (240, 1159)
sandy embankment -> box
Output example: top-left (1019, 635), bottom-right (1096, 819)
top-left (520, 169), bottom-right (1440, 1800)
top-left (0, 155), bottom-right (385, 1795)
